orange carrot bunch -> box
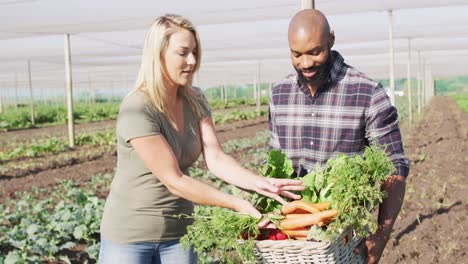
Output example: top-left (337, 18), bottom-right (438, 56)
top-left (278, 200), bottom-right (338, 240)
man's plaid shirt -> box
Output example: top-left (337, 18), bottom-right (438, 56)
top-left (269, 51), bottom-right (410, 178)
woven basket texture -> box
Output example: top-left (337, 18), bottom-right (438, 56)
top-left (252, 229), bottom-right (365, 264)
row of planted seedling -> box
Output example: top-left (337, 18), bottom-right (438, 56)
top-left (0, 131), bottom-right (270, 264)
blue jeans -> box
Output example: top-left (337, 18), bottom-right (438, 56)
top-left (98, 238), bottom-right (197, 264)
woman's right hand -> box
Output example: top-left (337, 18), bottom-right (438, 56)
top-left (233, 199), bottom-right (276, 229)
top-left (234, 198), bottom-right (261, 217)
top-left (252, 177), bottom-right (305, 205)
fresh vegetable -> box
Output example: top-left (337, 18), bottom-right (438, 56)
top-left (267, 230), bottom-right (277, 240)
top-left (301, 145), bottom-right (396, 239)
top-left (300, 164), bottom-right (334, 204)
top-left (279, 209), bottom-right (339, 230)
top-left (281, 200), bottom-right (320, 215)
top-left (284, 213), bottom-right (307, 219)
top-left (180, 206), bottom-right (260, 264)
top-left (318, 220), bottom-right (332, 227)
top-left (289, 208), bottom-right (311, 214)
top-left (181, 146), bottom-right (395, 263)
top-left (240, 229), bottom-right (268, 241)
top-left (283, 228), bottom-right (309, 237)
top-left (311, 201), bottom-right (331, 211)
top-left (252, 150), bottom-right (296, 213)
top-left (274, 230), bottom-right (288, 240)
top-left (266, 229), bottom-right (288, 240)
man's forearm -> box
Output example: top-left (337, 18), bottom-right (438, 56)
top-left (377, 174), bottom-right (406, 237)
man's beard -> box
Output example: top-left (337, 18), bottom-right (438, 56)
top-left (296, 50), bottom-right (333, 87)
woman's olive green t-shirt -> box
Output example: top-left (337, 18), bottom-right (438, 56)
top-left (100, 87), bottom-right (211, 243)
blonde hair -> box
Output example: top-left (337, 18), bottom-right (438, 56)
top-left (130, 14), bottom-right (205, 128)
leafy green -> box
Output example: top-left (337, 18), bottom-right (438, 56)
top-left (252, 150), bottom-right (295, 213)
top-left (180, 206), bottom-right (260, 264)
top-left (302, 145), bottom-right (395, 239)
top-left (0, 178), bottom-right (109, 262)
top-left (258, 150), bottom-right (294, 179)
top-left (301, 164), bottom-right (334, 203)
top-left (181, 146), bottom-right (394, 263)
top-left (326, 146), bottom-right (395, 237)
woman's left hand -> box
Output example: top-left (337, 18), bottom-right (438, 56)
top-left (253, 177), bottom-right (305, 205)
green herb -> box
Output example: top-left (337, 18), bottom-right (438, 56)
top-left (328, 146), bottom-right (395, 236)
top-left (180, 206), bottom-right (260, 264)
top-left (302, 145), bottom-right (396, 239)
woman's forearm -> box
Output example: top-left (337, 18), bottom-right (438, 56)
top-left (167, 171), bottom-right (246, 210)
top-left (205, 149), bottom-right (259, 191)
top-left (129, 134), bottom-right (258, 215)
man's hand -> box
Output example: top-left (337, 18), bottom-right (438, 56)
top-left (354, 174), bottom-right (405, 263)
top-left (354, 228), bottom-right (390, 264)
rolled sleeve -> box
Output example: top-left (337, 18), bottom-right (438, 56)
top-left (365, 85), bottom-right (410, 178)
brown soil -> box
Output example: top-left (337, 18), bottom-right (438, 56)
top-left (380, 96), bottom-right (468, 263)
top-left (0, 118), bottom-right (268, 202)
top-left (1, 96), bottom-right (467, 263)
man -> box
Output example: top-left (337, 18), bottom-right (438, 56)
top-left (268, 9), bottom-right (409, 263)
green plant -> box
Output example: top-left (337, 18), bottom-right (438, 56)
top-left (451, 93), bottom-right (468, 112)
top-left (180, 206), bottom-right (260, 264)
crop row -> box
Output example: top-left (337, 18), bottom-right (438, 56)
top-left (0, 103), bottom-right (120, 131)
top-left (1, 107), bottom-right (268, 162)
top-left (0, 131), bottom-right (270, 263)
top-left (0, 131), bottom-right (115, 162)
top-left (0, 97), bottom-right (270, 131)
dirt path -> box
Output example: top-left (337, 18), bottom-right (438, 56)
top-left (381, 96), bottom-right (468, 263)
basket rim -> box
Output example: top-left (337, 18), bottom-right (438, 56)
top-left (250, 228), bottom-right (365, 264)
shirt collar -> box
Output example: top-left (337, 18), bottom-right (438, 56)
top-left (329, 50), bottom-right (345, 84)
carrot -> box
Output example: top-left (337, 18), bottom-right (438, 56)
top-left (284, 214), bottom-right (306, 219)
top-left (285, 214), bottom-right (333, 226)
top-left (318, 217), bottom-right (334, 227)
top-left (281, 200), bottom-right (320, 215)
top-left (290, 208), bottom-right (310, 214)
top-left (313, 201), bottom-right (331, 211)
top-left (279, 209), bottom-right (339, 230)
top-left (283, 228), bottom-right (309, 237)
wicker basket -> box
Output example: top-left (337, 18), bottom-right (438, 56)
top-left (252, 229), bottom-right (365, 264)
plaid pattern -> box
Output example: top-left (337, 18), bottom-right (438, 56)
top-left (269, 51), bottom-right (409, 177)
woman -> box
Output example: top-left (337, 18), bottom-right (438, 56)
top-left (99, 14), bottom-right (304, 264)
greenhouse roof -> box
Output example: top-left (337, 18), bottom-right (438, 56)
top-left (1, 0), bottom-right (467, 92)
